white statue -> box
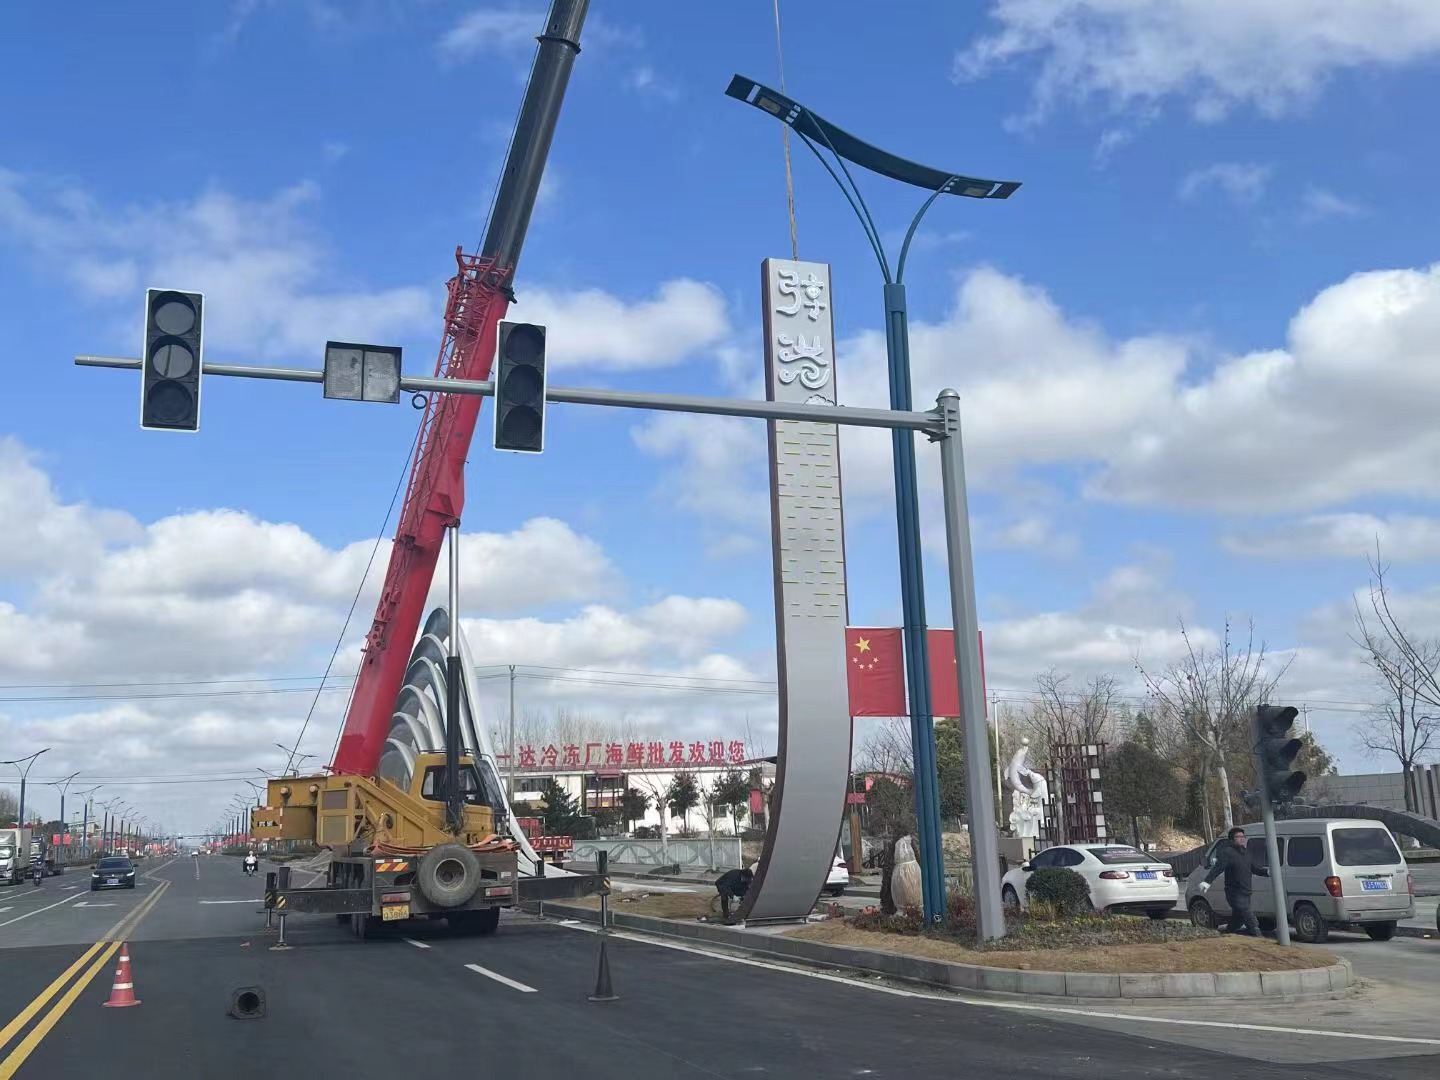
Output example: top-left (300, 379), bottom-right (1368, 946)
top-left (1005, 738), bottom-right (1049, 840)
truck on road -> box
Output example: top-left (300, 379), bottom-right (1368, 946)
top-left (0, 828), bottom-right (30, 885)
top-left (254, 750), bottom-right (599, 937)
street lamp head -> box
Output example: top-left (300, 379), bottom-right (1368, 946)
top-left (725, 75), bottom-right (1021, 199)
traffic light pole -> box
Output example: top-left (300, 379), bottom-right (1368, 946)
top-left (74, 350), bottom-right (1007, 941)
top-left (1256, 794), bottom-right (1291, 946)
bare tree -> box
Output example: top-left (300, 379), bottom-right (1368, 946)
top-left (1352, 548), bottom-right (1440, 809)
top-left (1023, 671), bottom-right (1120, 754)
top-left (855, 718), bottom-right (913, 778)
top-left (1136, 618), bottom-right (1290, 831)
top-left (621, 717), bottom-right (672, 864)
top-left (698, 777), bottom-right (723, 870)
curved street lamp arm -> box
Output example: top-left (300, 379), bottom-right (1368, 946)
top-left (791, 125), bottom-right (893, 281)
top-left (897, 180), bottom-right (957, 285)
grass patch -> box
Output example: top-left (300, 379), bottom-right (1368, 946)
top-left (789, 922), bottom-right (1335, 973)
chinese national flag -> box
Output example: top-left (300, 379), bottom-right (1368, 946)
top-left (845, 626), bottom-right (906, 716)
top-left (927, 629), bottom-right (986, 721)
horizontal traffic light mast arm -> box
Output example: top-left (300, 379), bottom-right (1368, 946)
top-left (74, 354), bottom-right (941, 433)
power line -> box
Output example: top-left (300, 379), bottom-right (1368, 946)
top-left (0, 662), bottom-right (779, 703)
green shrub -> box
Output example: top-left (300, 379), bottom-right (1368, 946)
top-left (1025, 867), bottom-right (1091, 916)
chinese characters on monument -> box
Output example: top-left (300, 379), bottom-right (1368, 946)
top-left (743, 257), bottom-right (854, 924)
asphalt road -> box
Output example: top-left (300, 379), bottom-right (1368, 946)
top-left (1, 856), bottom-right (1437, 1078)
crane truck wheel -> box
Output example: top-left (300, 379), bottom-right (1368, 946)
top-left (416, 843), bottom-right (483, 908)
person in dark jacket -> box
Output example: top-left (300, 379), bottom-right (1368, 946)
top-left (1200, 826), bottom-right (1270, 935)
top-left (715, 867), bottom-right (753, 922)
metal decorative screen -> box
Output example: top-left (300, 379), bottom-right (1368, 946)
top-left (1044, 743), bottom-right (1107, 845)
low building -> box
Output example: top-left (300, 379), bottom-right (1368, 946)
top-left (497, 738), bottom-right (773, 837)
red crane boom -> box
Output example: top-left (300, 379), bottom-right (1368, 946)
top-left (330, 0), bottom-right (588, 775)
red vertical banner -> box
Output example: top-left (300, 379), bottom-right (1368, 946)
top-left (926, 629), bottom-right (986, 721)
top-left (845, 626), bottom-right (907, 716)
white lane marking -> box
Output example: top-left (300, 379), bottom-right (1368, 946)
top-left (73, 901), bottom-right (118, 907)
top-left (62, 885), bottom-right (78, 890)
top-left (465, 963), bottom-right (537, 993)
top-left (0, 907), bottom-right (10, 913)
top-left (198, 899), bottom-right (259, 905)
top-left (402, 938), bottom-right (431, 949)
top-left (550, 921), bottom-right (1440, 1048)
top-left (0, 890), bottom-right (86, 927)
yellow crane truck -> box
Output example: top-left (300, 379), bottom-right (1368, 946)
top-left (252, 751), bottom-right (598, 938)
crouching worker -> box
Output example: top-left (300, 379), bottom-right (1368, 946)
top-left (715, 866), bottom-right (753, 923)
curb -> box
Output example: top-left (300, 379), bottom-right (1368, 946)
top-left (544, 901), bottom-right (1354, 1005)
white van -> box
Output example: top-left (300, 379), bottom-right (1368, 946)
top-left (1183, 817), bottom-right (1414, 943)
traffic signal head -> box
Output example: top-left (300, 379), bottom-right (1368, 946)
top-left (1254, 703), bottom-right (1306, 805)
top-left (141, 288), bottom-right (203, 431)
top-left (493, 321), bottom-right (547, 453)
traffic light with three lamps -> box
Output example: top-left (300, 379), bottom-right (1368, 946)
top-left (493, 321), bottom-right (547, 453)
top-left (141, 288), bottom-right (204, 431)
top-left (1254, 704), bottom-right (1307, 806)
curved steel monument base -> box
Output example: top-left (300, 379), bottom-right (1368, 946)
top-left (739, 258), bottom-right (852, 925)
top-left (378, 605), bottom-right (553, 876)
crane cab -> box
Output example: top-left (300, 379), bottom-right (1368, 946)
top-left (252, 752), bottom-right (503, 850)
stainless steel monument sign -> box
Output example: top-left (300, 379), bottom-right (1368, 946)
top-left (739, 258), bottom-right (853, 924)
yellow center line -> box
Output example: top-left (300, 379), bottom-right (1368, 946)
top-left (0, 878), bottom-right (172, 1077)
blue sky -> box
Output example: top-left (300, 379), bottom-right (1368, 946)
top-left (3, 1), bottom-right (1440, 832)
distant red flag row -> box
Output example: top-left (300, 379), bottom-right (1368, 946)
top-left (845, 627), bottom-right (986, 720)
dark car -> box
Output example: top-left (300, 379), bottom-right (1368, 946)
top-left (92, 856), bottom-right (137, 891)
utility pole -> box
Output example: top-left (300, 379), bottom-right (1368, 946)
top-left (990, 691), bottom-right (1002, 816)
top-left (508, 664), bottom-right (518, 809)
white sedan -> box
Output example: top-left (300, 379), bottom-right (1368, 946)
top-left (747, 854), bottom-right (849, 896)
top-left (1000, 843), bottom-right (1178, 918)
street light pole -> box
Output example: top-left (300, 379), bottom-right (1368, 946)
top-left (50, 771), bottom-right (81, 853)
top-left (77, 786), bottom-right (102, 859)
top-left (725, 74), bottom-right (1020, 924)
top-left (2, 749), bottom-right (51, 830)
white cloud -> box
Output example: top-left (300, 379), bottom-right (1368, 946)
top-left (955, 0), bottom-right (1440, 124)
top-left (633, 264), bottom-right (1192, 538)
top-left (1092, 263), bottom-right (1440, 511)
top-left (1223, 513), bottom-right (1440, 562)
top-left (438, 8), bottom-right (538, 58)
top-left (0, 167), bottom-right (733, 375)
top-left (439, 6), bottom-right (642, 62)
top-left (0, 438), bottom-right (143, 580)
top-left (520, 279), bottom-right (731, 371)
top-left (1300, 185), bottom-right (1367, 223)
top-left (0, 170), bottom-right (433, 359)
top-left (633, 258), bottom-right (1440, 530)
top-left (981, 514), bottom-right (1080, 558)
top-left (625, 66), bottom-right (680, 101)
top-left (1178, 162), bottom-right (1272, 205)
top-left (981, 556), bottom-right (1207, 694)
top-left (629, 412), bottom-right (768, 557)
top-left (0, 438), bottom-right (766, 831)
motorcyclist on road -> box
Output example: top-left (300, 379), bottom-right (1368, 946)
top-left (243, 850), bottom-right (258, 875)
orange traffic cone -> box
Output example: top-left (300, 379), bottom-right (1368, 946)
top-left (102, 944), bottom-right (141, 1008)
